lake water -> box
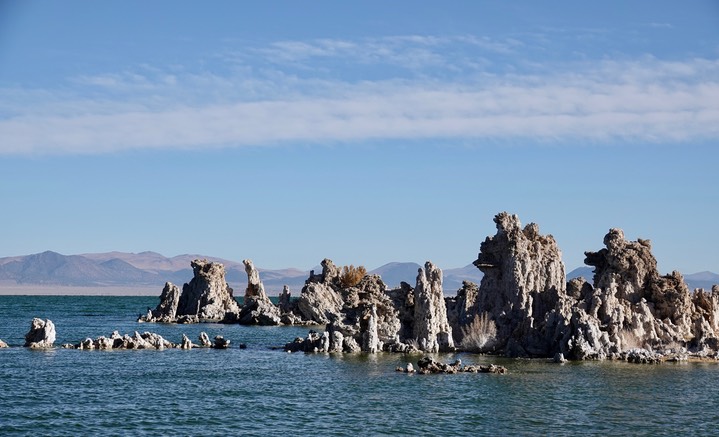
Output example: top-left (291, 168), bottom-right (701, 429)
top-left (1, 295), bottom-right (718, 436)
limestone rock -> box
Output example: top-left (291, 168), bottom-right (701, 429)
top-left (563, 228), bottom-right (701, 359)
top-left (238, 259), bottom-right (282, 325)
top-left (177, 260), bottom-right (241, 321)
top-left (141, 260), bottom-right (240, 323)
top-left (24, 318), bottom-right (56, 348)
top-left (180, 334), bottom-right (195, 349)
top-left (413, 262), bottom-right (454, 352)
top-left (279, 285), bottom-right (292, 313)
top-left (296, 281), bottom-right (343, 325)
top-left (472, 212), bottom-right (567, 357)
top-left (149, 282), bottom-right (181, 322)
top-left (361, 304), bottom-right (380, 353)
top-left (445, 280), bottom-right (480, 344)
top-left (386, 281), bottom-right (415, 341)
top-left (298, 284), bottom-right (342, 324)
top-left (199, 332), bottom-right (212, 348)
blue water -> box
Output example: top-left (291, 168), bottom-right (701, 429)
top-left (1, 296), bottom-right (719, 436)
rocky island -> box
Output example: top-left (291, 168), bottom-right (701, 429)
top-left (131, 211), bottom-right (719, 362)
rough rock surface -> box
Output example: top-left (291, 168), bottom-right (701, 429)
top-left (238, 259), bottom-right (282, 325)
top-left (413, 262), bottom-right (454, 352)
top-left (177, 260), bottom-right (240, 320)
top-left (386, 281), bottom-right (415, 342)
top-left (472, 212), bottom-right (567, 357)
top-left (286, 267), bottom-right (404, 353)
top-left (140, 259), bottom-right (240, 323)
top-left (296, 259), bottom-right (344, 324)
top-left (24, 318), bottom-right (56, 348)
top-left (445, 280), bottom-right (480, 344)
top-left (463, 212), bottom-right (719, 361)
top-left (563, 228), bottom-right (714, 360)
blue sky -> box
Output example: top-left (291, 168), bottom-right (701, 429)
top-left (0, 1), bottom-right (718, 275)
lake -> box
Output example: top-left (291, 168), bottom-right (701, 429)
top-left (1, 295), bottom-right (718, 436)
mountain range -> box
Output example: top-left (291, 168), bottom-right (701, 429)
top-left (0, 251), bottom-right (715, 295)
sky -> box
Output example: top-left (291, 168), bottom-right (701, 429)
top-left (0, 1), bottom-right (718, 274)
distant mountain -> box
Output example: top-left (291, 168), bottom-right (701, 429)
top-left (0, 251), bottom-right (158, 286)
top-left (567, 266), bottom-right (594, 281)
top-left (369, 262), bottom-right (422, 288)
top-left (0, 250), bottom-right (311, 294)
top-left (443, 264), bottom-right (484, 292)
top-left (1, 251), bottom-right (715, 295)
top-left (684, 271), bottom-right (719, 291)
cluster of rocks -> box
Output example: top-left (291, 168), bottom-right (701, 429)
top-left (138, 211), bottom-right (719, 363)
top-left (141, 254), bottom-right (455, 354)
top-left (61, 331), bottom-right (232, 350)
top-left (283, 259), bottom-right (454, 354)
top-left (396, 357), bottom-right (507, 374)
top-left (2, 317), bottom-right (236, 351)
top-left (444, 212), bottom-right (719, 363)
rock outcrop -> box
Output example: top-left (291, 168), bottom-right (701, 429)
top-left (286, 260), bottom-right (408, 353)
top-left (470, 212), bottom-right (567, 357)
top-left (296, 259), bottom-right (345, 324)
top-left (238, 259), bottom-right (282, 325)
top-left (413, 262), bottom-right (454, 352)
top-left (177, 260), bottom-right (241, 320)
top-left (386, 281), bottom-right (415, 342)
top-left (24, 318), bottom-right (56, 348)
top-left (461, 212), bottom-right (719, 361)
top-left (563, 228), bottom-right (715, 360)
top-left (140, 259), bottom-right (240, 323)
top-left (445, 280), bottom-right (479, 344)
top-left (0, 339), bottom-right (8, 348)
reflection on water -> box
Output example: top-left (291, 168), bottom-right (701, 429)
top-left (1, 296), bottom-right (719, 435)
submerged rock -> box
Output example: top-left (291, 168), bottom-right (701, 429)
top-left (64, 330), bottom-right (225, 350)
top-left (402, 357), bottom-right (507, 375)
top-left (24, 318), bottom-right (56, 348)
top-left (213, 336), bottom-right (230, 349)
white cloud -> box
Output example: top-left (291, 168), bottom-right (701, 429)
top-left (1, 36), bottom-right (718, 155)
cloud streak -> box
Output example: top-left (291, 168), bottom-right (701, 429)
top-left (1, 36), bottom-right (718, 155)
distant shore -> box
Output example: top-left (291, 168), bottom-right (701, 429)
top-left (0, 285), bottom-right (160, 296)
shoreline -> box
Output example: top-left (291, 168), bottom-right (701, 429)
top-left (0, 285), bottom-right (160, 296)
